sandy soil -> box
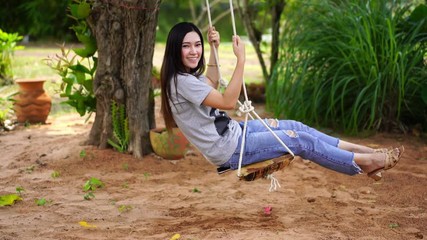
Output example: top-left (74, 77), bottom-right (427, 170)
top-left (0, 104), bottom-right (426, 240)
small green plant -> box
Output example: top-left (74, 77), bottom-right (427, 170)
top-left (35, 198), bottom-right (52, 206)
top-left (79, 149), bottom-right (94, 160)
top-left (0, 29), bottom-right (24, 86)
top-left (25, 165), bottom-right (35, 174)
top-left (83, 177), bottom-right (104, 192)
top-left (79, 149), bottom-right (86, 158)
top-left (389, 223), bottom-right (400, 229)
top-left (82, 177), bottom-right (104, 200)
top-left (107, 100), bottom-right (129, 153)
top-left (191, 188), bottom-right (201, 193)
top-left (51, 170), bottom-right (60, 178)
top-left (118, 204), bottom-right (132, 213)
top-left (15, 186), bottom-right (25, 195)
top-left (143, 172), bottom-right (151, 180)
top-left (83, 192), bottom-right (95, 200)
top-left (122, 163), bottom-right (129, 171)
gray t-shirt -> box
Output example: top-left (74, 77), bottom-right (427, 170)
top-left (169, 73), bottom-right (242, 166)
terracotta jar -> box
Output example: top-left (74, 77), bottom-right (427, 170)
top-left (13, 79), bottom-right (52, 124)
top-left (149, 127), bottom-right (190, 160)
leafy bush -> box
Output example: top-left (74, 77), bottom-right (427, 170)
top-left (44, 0), bottom-right (96, 117)
top-left (44, 45), bottom-right (96, 117)
top-left (0, 0), bottom-right (75, 42)
top-left (0, 29), bottom-right (23, 86)
top-left (268, 0), bottom-right (427, 134)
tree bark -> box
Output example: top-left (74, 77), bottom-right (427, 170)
top-left (236, 0), bottom-right (286, 84)
top-left (270, 1), bottom-right (286, 79)
top-left (237, 0), bottom-right (269, 83)
top-left (87, 0), bottom-right (160, 158)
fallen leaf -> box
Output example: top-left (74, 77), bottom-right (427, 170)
top-left (0, 194), bottom-right (22, 207)
top-left (79, 221), bottom-right (97, 228)
top-left (170, 233), bottom-right (181, 240)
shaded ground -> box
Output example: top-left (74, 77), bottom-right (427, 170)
top-left (0, 104), bottom-right (426, 240)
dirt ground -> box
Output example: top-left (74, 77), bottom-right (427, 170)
top-left (0, 103), bottom-right (426, 240)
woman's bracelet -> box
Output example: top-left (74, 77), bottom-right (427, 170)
top-left (207, 64), bottom-right (220, 67)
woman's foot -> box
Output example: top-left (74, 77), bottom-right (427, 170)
top-left (373, 147), bottom-right (389, 153)
top-left (368, 146), bottom-right (404, 181)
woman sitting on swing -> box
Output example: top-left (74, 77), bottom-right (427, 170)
top-left (160, 22), bottom-right (403, 181)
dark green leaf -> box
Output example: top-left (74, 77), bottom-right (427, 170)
top-left (69, 63), bottom-right (91, 74)
top-left (77, 2), bottom-right (91, 19)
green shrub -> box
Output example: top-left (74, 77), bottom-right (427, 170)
top-left (44, 0), bottom-right (96, 118)
top-left (44, 45), bottom-right (96, 117)
top-left (0, 0), bottom-right (75, 41)
top-left (0, 29), bottom-right (23, 86)
top-left (268, 0), bottom-right (427, 134)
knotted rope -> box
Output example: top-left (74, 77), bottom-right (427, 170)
top-left (238, 100), bottom-right (254, 114)
top-left (205, 0), bottom-right (295, 189)
top-left (266, 174), bottom-right (281, 192)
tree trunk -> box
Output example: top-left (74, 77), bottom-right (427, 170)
top-left (87, 0), bottom-right (160, 158)
top-left (237, 0), bottom-right (269, 83)
top-left (269, 1), bottom-right (286, 80)
top-left (236, 0), bottom-right (286, 85)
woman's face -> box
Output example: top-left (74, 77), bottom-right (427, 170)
top-left (181, 31), bottom-right (202, 71)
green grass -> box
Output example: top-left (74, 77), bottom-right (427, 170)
top-left (268, 0), bottom-right (427, 134)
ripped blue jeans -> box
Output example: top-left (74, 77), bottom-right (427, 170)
top-left (222, 119), bottom-right (362, 176)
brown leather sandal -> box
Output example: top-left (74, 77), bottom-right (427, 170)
top-left (368, 146), bottom-right (404, 181)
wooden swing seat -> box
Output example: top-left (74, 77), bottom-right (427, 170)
top-left (217, 154), bottom-right (294, 181)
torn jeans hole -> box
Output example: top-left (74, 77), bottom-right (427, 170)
top-left (284, 130), bottom-right (298, 138)
top-left (266, 118), bottom-right (279, 128)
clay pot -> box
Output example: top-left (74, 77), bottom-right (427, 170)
top-left (149, 127), bottom-right (190, 159)
top-left (13, 79), bottom-right (52, 124)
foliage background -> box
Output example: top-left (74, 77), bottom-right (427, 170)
top-left (0, 0), bottom-right (241, 43)
top-left (268, 0), bottom-right (427, 134)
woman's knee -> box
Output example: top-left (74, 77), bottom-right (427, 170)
top-left (279, 119), bottom-right (306, 130)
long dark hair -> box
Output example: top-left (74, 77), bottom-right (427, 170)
top-left (160, 22), bottom-right (206, 130)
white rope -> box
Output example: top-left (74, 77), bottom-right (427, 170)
top-left (238, 100), bottom-right (254, 114)
top-left (206, 0), bottom-right (295, 182)
top-left (205, 0), bottom-right (227, 88)
top-left (205, 0), bottom-right (253, 118)
top-left (267, 174), bottom-right (281, 192)
top-left (228, 0), bottom-right (249, 104)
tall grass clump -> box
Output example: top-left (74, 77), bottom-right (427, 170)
top-left (268, 0), bottom-right (427, 134)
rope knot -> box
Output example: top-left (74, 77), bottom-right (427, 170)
top-left (239, 100), bottom-right (254, 114)
top-left (266, 174), bottom-right (281, 192)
